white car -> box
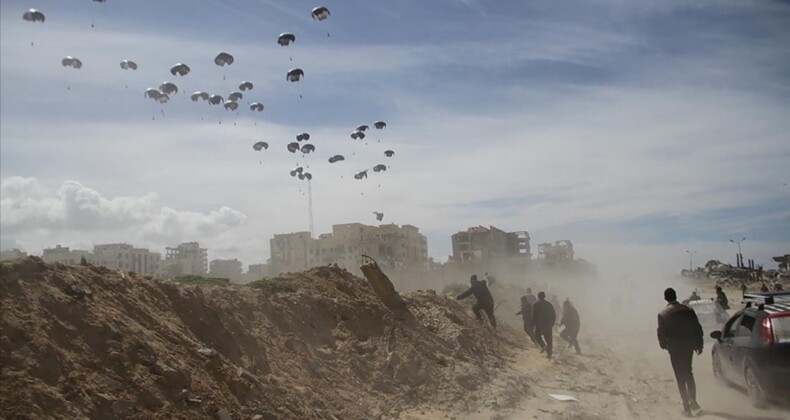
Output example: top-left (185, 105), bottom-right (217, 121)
top-left (690, 299), bottom-right (729, 333)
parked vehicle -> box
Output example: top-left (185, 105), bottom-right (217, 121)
top-left (710, 292), bottom-right (790, 407)
top-left (689, 298), bottom-right (728, 333)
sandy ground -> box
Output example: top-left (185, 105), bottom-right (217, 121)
top-left (400, 284), bottom-right (790, 420)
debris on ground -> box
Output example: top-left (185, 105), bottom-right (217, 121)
top-left (0, 257), bottom-right (527, 419)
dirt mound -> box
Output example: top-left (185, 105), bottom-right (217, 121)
top-left (0, 258), bottom-right (526, 419)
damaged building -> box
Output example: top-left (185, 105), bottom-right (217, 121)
top-left (270, 223), bottom-right (429, 275)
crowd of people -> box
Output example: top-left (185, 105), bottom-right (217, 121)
top-left (455, 275), bottom-right (582, 360)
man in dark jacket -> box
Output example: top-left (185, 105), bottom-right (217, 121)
top-left (516, 296), bottom-right (537, 344)
top-left (457, 275), bottom-right (497, 330)
top-left (559, 299), bottom-right (581, 354)
top-left (715, 286), bottom-right (729, 311)
top-left (657, 288), bottom-right (704, 417)
top-left (532, 291), bottom-right (556, 359)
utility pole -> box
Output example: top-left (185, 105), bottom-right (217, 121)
top-left (729, 237), bottom-right (746, 268)
top-left (307, 179), bottom-right (314, 238)
top-left (685, 250), bottom-right (697, 271)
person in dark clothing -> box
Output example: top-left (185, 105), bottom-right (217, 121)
top-left (457, 275), bottom-right (497, 330)
top-left (657, 287), bottom-right (704, 417)
top-left (559, 299), bottom-right (581, 354)
top-left (760, 283), bottom-right (769, 292)
top-left (525, 288), bottom-right (537, 306)
top-left (516, 296), bottom-right (537, 344)
top-left (714, 286), bottom-right (729, 311)
top-left (532, 291), bottom-right (556, 359)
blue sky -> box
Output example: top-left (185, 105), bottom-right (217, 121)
top-left (1, 0), bottom-right (788, 275)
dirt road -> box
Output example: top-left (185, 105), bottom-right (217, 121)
top-left (403, 320), bottom-right (789, 420)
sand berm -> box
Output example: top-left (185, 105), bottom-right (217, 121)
top-left (0, 257), bottom-right (528, 419)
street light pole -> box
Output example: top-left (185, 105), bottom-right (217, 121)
top-left (729, 237), bottom-right (746, 268)
top-left (685, 250), bottom-right (697, 271)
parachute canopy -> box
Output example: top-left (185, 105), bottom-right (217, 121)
top-left (239, 81), bottom-right (253, 91)
top-left (356, 124), bottom-right (369, 132)
top-left (214, 52), bottom-right (234, 67)
top-left (191, 91), bottom-right (209, 102)
top-left (278, 33), bottom-right (296, 46)
top-left (311, 6), bottom-right (330, 21)
top-left (296, 132), bottom-right (310, 142)
top-left (170, 63), bottom-right (190, 76)
top-left (208, 94), bottom-right (223, 105)
top-left (350, 131), bottom-right (365, 140)
top-left (144, 88), bottom-right (169, 103)
top-left (253, 141), bottom-right (269, 151)
top-left (159, 82), bottom-right (178, 95)
top-left (23, 9), bottom-right (45, 23)
top-left (374, 121), bottom-right (387, 129)
top-left (373, 211), bottom-right (384, 222)
top-left (287, 142), bottom-right (300, 153)
top-left (287, 68), bottom-right (304, 82)
top-left (328, 154), bottom-right (345, 163)
top-left (373, 164), bottom-right (387, 173)
top-left (354, 170), bottom-right (369, 180)
top-left (249, 102), bottom-right (264, 112)
top-left (228, 91), bottom-right (243, 101)
top-left (299, 172), bottom-right (313, 181)
top-left (223, 100), bottom-right (238, 111)
top-left (290, 166), bottom-right (304, 177)
top-left (120, 60), bottom-right (138, 70)
top-left (61, 56), bottom-right (83, 69)
top-left (300, 144), bottom-right (316, 154)
top-left (384, 150), bottom-right (395, 157)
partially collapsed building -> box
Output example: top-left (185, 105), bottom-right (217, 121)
top-left (270, 223), bottom-right (429, 275)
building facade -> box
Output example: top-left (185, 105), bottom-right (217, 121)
top-left (537, 240), bottom-right (574, 268)
top-left (270, 223), bottom-right (429, 274)
top-left (42, 245), bottom-right (93, 266)
top-left (209, 258), bottom-right (243, 282)
top-left (0, 249), bottom-right (28, 261)
top-left (451, 226), bottom-right (531, 264)
top-left (93, 243), bottom-right (161, 275)
top-left (165, 242), bottom-right (208, 276)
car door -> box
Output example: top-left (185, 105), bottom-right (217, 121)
top-left (719, 313), bottom-right (742, 381)
top-left (729, 312), bottom-right (757, 387)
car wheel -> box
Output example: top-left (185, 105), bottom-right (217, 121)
top-left (712, 350), bottom-right (726, 384)
top-left (744, 365), bottom-right (767, 408)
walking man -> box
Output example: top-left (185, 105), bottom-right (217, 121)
top-left (516, 296), bottom-right (537, 344)
top-left (715, 286), bottom-right (729, 311)
top-left (657, 287), bottom-right (704, 417)
top-left (533, 291), bottom-right (556, 359)
top-left (559, 299), bottom-right (581, 354)
top-left (457, 275), bottom-right (497, 330)
top-left (525, 288), bottom-right (537, 306)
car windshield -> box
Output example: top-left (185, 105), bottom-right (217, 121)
top-left (690, 301), bottom-right (715, 315)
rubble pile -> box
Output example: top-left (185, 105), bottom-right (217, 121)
top-left (0, 258), bottom-right (525, 419)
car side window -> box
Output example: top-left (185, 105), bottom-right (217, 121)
top-left (724, 314), bottom-right (742, 338)
top-left (737, 314), bottom-right (756, 337)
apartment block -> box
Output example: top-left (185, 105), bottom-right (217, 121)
top-left (451, 226), bottom-right (531, 264)
top-left (0, 248), bottom-right (28, 261)
top-left (165, 242), bottom-right (208, 276)
top-left (93, 243), bottom-right (161, 275)
top-left (42, 245), bottom-right (93, 266)
top-left (209, 258), bottom-right (243, 282)
top-left (270, 223), bottom-right (429, 274)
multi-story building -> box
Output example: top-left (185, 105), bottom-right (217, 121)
top-left (209, 258), bottom-right (243, 282)
top-left (451, 226), bottom-right (531, 264)
top-left (165, 242), bottom-right (208, 276)
top-left (270, 223), bottom-right (429, 274)
top-left (537, 240), bottom-right (574, 268)
top-left (0, 248), bottom-right (28, 261)
top-left (42, 245), bottom-right (93, 265)
top-left (246, 263), bottom-right (270, 282)
top-left (93, 243), bottom-right (161, 275)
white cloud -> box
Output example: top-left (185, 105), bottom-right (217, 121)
top-left (1, 177), bottom-right (247, 258)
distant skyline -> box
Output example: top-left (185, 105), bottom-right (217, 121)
top-left (2, 0), bottom-right (788, 277)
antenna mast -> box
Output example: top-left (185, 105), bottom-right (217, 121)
top-left (308, 179), bottom-right (314, 237)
